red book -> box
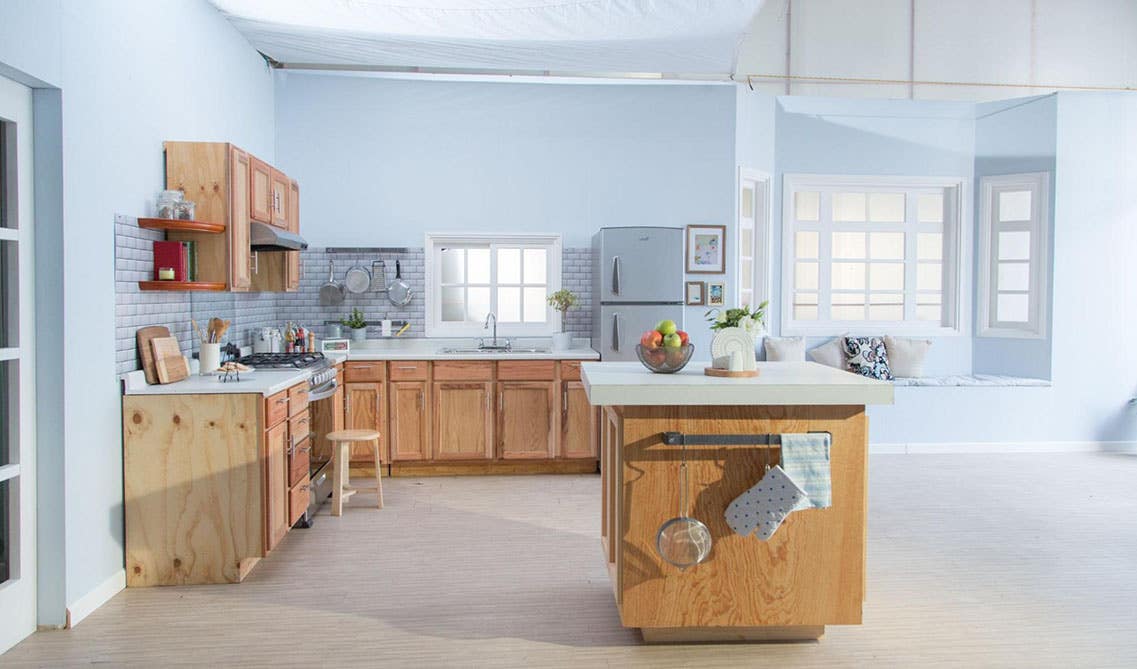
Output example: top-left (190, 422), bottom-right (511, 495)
top-left (153, 241), bottom-right (187, 281)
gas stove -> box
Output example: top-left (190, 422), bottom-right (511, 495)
top-left (238, 351), bottom-right (328, 370)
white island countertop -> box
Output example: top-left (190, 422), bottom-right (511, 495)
top-left (582, 361), bottom-right (894, 406)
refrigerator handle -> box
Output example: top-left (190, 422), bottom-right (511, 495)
top-left (611, 256), bottom-right (621, 296)
top-left (611, 313), bottom-right (621, 352)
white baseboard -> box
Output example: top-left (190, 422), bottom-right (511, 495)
top-left (871, 441), bottom-right (1136, 455)
top-left (65, 569), bottom-right (125, 628)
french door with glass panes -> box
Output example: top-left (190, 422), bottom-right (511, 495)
top-left (0, 74), bottom-right (36, 653)
top-left (737, 169), bottom-right (771, 310)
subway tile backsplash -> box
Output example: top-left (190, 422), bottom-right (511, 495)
top-left (115, 221), bottom-right (594, 375)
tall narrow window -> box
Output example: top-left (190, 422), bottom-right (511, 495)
top-left (978, 173), bottom-right (1050, 338)
top-left (426, 234), bottom-right (561, 337)
top-left (737, 170), bottom-right (770, 309)
top-left (782, 175), bottom-right (963, 335)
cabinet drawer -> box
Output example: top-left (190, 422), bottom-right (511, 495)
top-left (288, 383), bottom-right (309, 415)
top-left (433, 361), bottom-right (493, 381)
top-left (288, 437), bottom-right (310, 488)
top-left (560, 361), bottom-right (584, 381)
top-left (389, 361), bottom-right (429, 380)
top-left (344, 361), bottom-right (386, 382)
top-left (265, 390), bottom-right (290, 427)
top-left (289, 476), bottom-right (310, 526)
top-left (289, 411), bottom-right (311, 446)
top-left (498, 360), bottom-right (555, 380)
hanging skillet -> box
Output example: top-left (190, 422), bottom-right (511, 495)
top-left (319, 259), bottom-right (345, 306)
top-left (387, 260), bottom-right (413, 306)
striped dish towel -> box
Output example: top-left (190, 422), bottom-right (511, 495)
top-left (780, 433), bottom-right (831, 510)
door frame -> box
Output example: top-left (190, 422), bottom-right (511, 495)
top-left (0, 72), bottom-right (37, 654)
top-left (737, 167), bottom-right (772, 310)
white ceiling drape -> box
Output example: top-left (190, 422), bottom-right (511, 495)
top-left (209, 0), bottom-right (766, 75)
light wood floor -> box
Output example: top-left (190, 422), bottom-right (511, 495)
top-left (5, 453), bottom-right (1137, 668)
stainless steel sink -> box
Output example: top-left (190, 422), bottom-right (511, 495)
top-left (437, 347), bottom-right (551, 355)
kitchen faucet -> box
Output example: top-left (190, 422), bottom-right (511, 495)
top-left (481, 312), bottom-right (510, 350)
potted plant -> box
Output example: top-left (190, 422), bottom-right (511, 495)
top-left (705, 301), bottom-right (768, 370)
top-left (546, 289), bottom-right (579, 351)
top-left (342, 308), bottom-right (368, 342)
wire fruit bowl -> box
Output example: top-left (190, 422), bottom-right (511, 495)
top-left (635, 344), bottom-right (694, 374)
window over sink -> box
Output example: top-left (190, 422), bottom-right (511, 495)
top-left (425, 233), bottom-right (562, 337)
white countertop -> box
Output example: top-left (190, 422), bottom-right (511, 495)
top-left (121, 339), bottom-right (598, 396)
top-left (581, 361), bottom-right (895, 407)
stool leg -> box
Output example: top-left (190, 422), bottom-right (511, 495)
top-left (332, 441), bottom-right (345, 517)
top-left (373, 438), bottom-right (384, 509)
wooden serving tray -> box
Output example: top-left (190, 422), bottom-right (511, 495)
top-left (704, 367), bottom-right (759, 378)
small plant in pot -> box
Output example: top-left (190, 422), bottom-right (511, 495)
top-left (546, 289), bottom-right (578, 351)
top-left (342, 308), bottom-right (368, 342)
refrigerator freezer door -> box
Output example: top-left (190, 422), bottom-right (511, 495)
top-left (599, 305), bottom-right (684, 361)
top-left (597, 227), bottom-right (684, 303)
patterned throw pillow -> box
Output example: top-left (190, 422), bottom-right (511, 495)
top-left (843, 337), bottom-right (893, 380)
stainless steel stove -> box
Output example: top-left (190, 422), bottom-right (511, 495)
top-left (238, 351), bottom-right (337, 526)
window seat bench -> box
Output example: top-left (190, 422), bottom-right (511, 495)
top-left (891, 374), bottom-right (1050, 387)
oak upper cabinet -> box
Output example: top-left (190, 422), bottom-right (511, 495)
top-left (432, 382), bottom-right (493, 460)
top-left (249, 156), bottom-right (273, 224)
top-left (285, 179), bottom-right (300, 291)
top-left (498, 381), bottom-right (556, 459)
top-left (390, 382), bottom-right (429, 461)
top-left (270, 168), bottom-right (289, 229)
top-left (228, 146), bottom-right (253, 291)
top-left (345, 381), bottom-right (387, 464)
top-left (264, 420), bottom-right (289, 552)
top-left (560, 381), bottom-right (597, 458)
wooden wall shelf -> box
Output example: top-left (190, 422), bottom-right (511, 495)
top-left (138, 217), bottom-right (225, 234)
top-left (138, 281), bottom-right (227, 292)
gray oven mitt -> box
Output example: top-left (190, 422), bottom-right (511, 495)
top-left (725, 465), bottom-right (808, 541)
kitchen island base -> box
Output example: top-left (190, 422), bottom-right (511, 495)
top-left (599, 403), bottom-right (869, 642)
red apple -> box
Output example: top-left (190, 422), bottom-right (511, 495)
top-left (664, 346), bottom-right (688, 367)
top-left (644, 348), bottom-right (667, 367)
top-left (676, 330), bottom-right (690, 346)
top-left (640, 330), bottom-right (663, 349)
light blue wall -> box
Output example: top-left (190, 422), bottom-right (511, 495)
top-left (771, 96), bottom-right (977, 375)
top-left (972, 95), bottom-right (1057, 379)
top-left (0, 0), bottom-right (275, 625)
top-left (275, 73), bottom-right (737, 344)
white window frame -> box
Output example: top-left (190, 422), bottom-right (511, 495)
top-left (781, 174), bottom-right (968, 337)
top-left (977, 172), bottom-right (1050, 339)
top-left (425, 232), bottom-right (562, 338)
top-left (737, 168), bottom-right (772, 310)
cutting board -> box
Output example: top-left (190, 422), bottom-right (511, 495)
top-left (150, 336), bottom-right (189, 384)
top-left (136, 326), bottom-right (171, 385)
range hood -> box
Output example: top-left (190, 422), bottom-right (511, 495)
top-left (250, 221), bottom-right (308, 251)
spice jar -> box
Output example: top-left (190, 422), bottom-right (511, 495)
top-left (175, 200), bottom-right (196, 221)
top-left (156, 190), bottom-right (184, 219)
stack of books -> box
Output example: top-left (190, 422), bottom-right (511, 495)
top-left (153, 240), bottom-right (198, 281)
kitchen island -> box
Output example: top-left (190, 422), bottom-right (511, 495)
top-left (582, 361), bottom-right (893, 643)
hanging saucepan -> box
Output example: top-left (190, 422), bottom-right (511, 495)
top-left (656, 444), bottom-right (712, 570)
top-left (387, 259), bottom-right (413, 307)
top-left (344, 260), bottom-right (371, 294)
top-left (319, 259), bottom-right (345, 306)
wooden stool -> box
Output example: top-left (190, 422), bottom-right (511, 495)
top-left (327, 429), bottom-right (383, 516)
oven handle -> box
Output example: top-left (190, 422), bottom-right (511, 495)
top-left (308, 378), bottom-right (338, 402)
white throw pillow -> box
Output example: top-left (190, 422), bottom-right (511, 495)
top-left (884, 336), bottom-right (932, 378)
top-left (808, 334), bottom-right (848, 370)
top-left (764, 336), bottom-right (805, 361)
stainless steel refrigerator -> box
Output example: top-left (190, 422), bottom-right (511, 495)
top-left (591, 226), bottom-right (685, 361)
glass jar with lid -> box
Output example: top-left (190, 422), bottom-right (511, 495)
top-left (155, 190), bottom-right (184, 219)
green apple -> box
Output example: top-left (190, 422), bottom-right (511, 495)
top-left (655, 319), bottom-right (678, 336)
top-left (662, 332), bottom-right (682, 348)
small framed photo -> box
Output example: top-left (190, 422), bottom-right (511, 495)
top-left (707, 282), bottom-right (725, 306)
top-left (685, 280), bottom-right (706, 306)
top-left (686, 224), bottom-right (726, 274)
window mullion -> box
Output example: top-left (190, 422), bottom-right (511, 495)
top-left (817, 192), bottom-right (833, 322)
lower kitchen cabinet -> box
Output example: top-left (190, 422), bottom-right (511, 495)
top-left (264, 420), bottom-right (289, 551)
top-left (432, 382), bottom-right (494, 460)
top-left (389, 381), bottom-right (429, 460)
top-left (560, 381), bottom-right (598, 459)
top-left (345, 381), bottom-right (387, 464)
top-left (499, 381), bottom-right (556, 459)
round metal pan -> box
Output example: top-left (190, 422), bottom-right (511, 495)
top-left (319, 259), bottom-right (345, 306)
top-left (388, 259), bottom-right (413, 306)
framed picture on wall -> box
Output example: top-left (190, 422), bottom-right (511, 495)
top-left (685, 281), bottom-right (706, 306)
top-left (686, 224), bottom-right (726, 274)
top-left (707, 282), bottom-right (725, 306)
